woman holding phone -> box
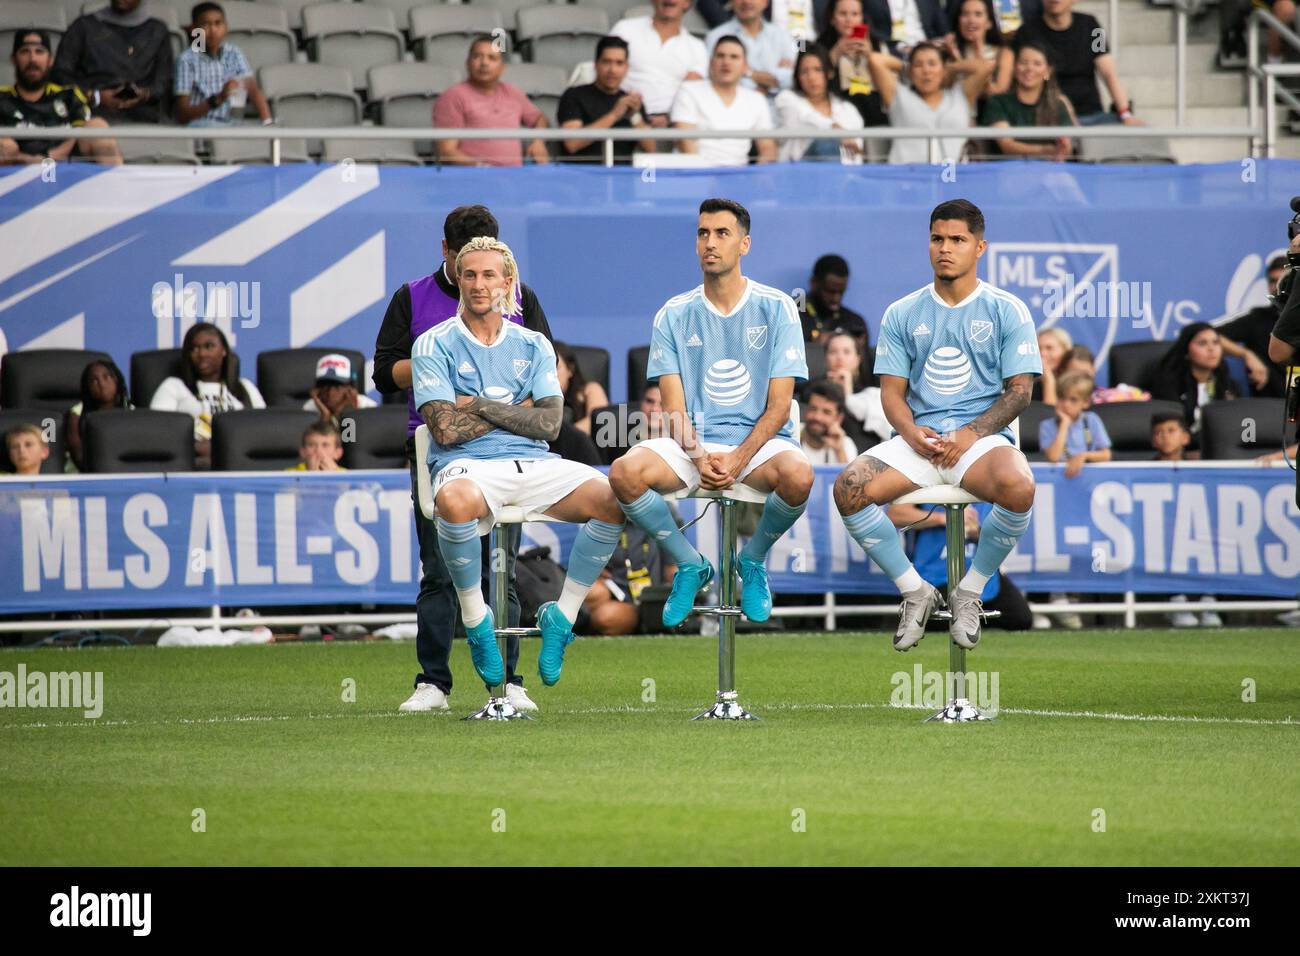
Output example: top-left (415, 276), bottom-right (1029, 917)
top-left (815, 0), bottom-right (900, 128)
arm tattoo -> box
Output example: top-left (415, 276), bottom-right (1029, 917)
top-left (963, 374), bottom-right (1034, 438)
top-left (468, 395), bottom-right (563, 441)
top-left (423, 401), bottom-right (494, 446)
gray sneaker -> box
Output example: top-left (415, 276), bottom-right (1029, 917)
top-left (949, 587), bottom-right (984, 650)
top-left (894, 583), bottom-right (944, 651)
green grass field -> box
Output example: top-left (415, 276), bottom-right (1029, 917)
top-left (2, 628), bottom-right (1298, 866)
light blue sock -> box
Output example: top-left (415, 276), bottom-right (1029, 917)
top-left (437, 517), bottom-right (487, 627)
top-left (742, 492), bottom-right (807, 562)
top-left (843, 504), bottom-right (922, 592)
top-left (620, 489), bottom-right (702, 567)
top-left (963, 505), bottom-right (1031, 592)
top-left (557, 518), bottom-right (624, 623)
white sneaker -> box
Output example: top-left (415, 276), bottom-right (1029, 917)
top-left (1168, 612), bottom-right (1200, 628)
top-left (399, 684), bottom-right (450, 712)
top-left (506, 683), bottom-right (539, 713)
top-left (1049, 594), bottom-right (1083, 630)
top-left (1031, 613), bottom-right (1052, 630)
top-left (1276, 609), bottom-right (1300, 627)
top-left (1198, 597), bottom-right (1223, 628)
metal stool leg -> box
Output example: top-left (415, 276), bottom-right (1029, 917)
top-left (465, 521), bottom-right (535, 722)
top-left (693, 498), bottom-right (759, 721)
top-left (926, 503), bottom-right (991, 723)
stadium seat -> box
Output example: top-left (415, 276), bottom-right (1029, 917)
top-left (563, 343), bottom-right (611, 394)
top-left (366, 0), bottom-right (430, 35)
top-left (256, 347), bottom-right (368, 407)
top-left (627, 344), bottom-right (650, 403)
top-left (82, 409), bottom-right (194, 473)
top-left (223, 1), bottom-right (297, 72)
top-left (410, 5), bottom-right (503, 64)
top-left (0, 2), bottom-right (67, 60)
top-left (621, 4), bottom-right (708, 36)
top-left (589, 402), bottom-right (633, 465)
top-left (0, 60), bottom-right (12, 87)
top-left (81, 1), bottom-right (184, 55)
top-left (303, 3), bottom-right (405, 89)
top-left (130, 348), bottom-right (243, 408)
top-left (1107, 340), bottom-right (1172, 390)
top-left (478, 0), bottom-right (547, 28)
top-left (207, 136), bottom-right (313, 164)
top-left (368, 62), bottom-right (460, 155)
top-left (260, 63), bottom-right (362, 153)
top-left (1200, 397), bottom-right (1287, 460)
top-left (211, 409), bottom-right (317, 471)
top-left (581, 0), bottom-right (648, 22)
top-left (1, 349), bottom-right (111, 412)
top-left (322, 137), bottom-right (424, 164)
top-left (516, 6), bottom-right (609, 68)
top-left (0, 408), bottom-right (66, 475)
top-left (114, 129), bottom-right (202, 165)
top-left (804, 342), bottom-right (827, 382)
top-left (1092, 399), bottom-right (1185, 461)
top-left (1017, 400), bottom-right (1055, 458)
top-left (503, 63), bottom-right (568, 126)
top-left (1079, 135), bottom-right (1176, 165)
top-left (339, 405), bottom-right (410, 469)
top-left (257, 0), bottom-right (316, 31)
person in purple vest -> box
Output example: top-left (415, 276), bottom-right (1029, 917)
top-left (373, 205), bottom-right (553, 713)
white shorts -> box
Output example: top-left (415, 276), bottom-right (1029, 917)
top-left (862, 434), bottom-right (1014, 488)
top-left (633, 436), bottom-right (805, 492)
top-left (434, 456), bottom-right (606, 534)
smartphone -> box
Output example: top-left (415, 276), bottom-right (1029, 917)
top-left (118, 82), bottom-right (140, 99)
top-left (850, 24), bottom-right (868, 40)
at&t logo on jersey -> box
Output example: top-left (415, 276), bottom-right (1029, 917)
top-left (704, 359), bottom-right (751, 406)
top-left (923, 347), bottom-right (973, 395)
top-left (482, 385), bottom-right (515, 402)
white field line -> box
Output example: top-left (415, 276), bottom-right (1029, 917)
top-left (0, 701), bottom-right (1295, 731)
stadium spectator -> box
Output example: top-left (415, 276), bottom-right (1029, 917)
top-left (173, 3), bottom-right (271, 127)
top-left (66, 358), bottom-right (133, 472)
top-left (305, 354), bottom-right (376, 428)
top-left (816, 0), bottom-right (897, 128)
top-left (1257, 442), bottom-right (1299, 464)
top-left (1213, 254), bottom-right (1289, 398)
top-left (288, 421), bottom-right (345, 472)
top-left (866, 39), bottom-right (991, 164)
top-left (944, 0), bottom-right (1042, 40)
top-left (1014, 0), bottom-right (1137, 126)
top-left (1150, 411), bottom-right (1195, 462)
top-left (770, 0), bottom-right (820, 44)
top-left (979, 40), bottom-right (1076, 159)
top-left (824, 330), bottom-right (889, 448)
top-left (801, 379), bottom-right (859, 463)
top-left (774, 46), bottom-right (866, 163)
top-left (945, 0), bottom-right (1013, 108)
top-left (556, 344), bottom-right (610, 436)
top-left (149, 321), bottom-right (265, 470)
top-left (1217, 0), bottom-right (1297, 69)
top-left (889, 500), bottom-right (1034, 630)
top-left (799, 254), bottom-right (870, 342)
top-left (0, 30), bottom-right (121, 166)
top-left (558, 36), bottom-right (654, 164)
top-left (671, 36), bottom-right (777, 164)
top-left (581, 520), bottom-right (678, 635)
top-left (54, 0), bottom-right (174, 125)
top-left (705, 0), bottom-right (798, 98)
top-left (1038, 370), bottom-right (1110, 477)
top-left (863, 0), bottom-right (950, 56)
top-left (1268, 232), bottom-right (1300, 364)
top-left (4, 423), bottom-right (48, 476)
top-left (1033, 326), bottom-right (1071, 403)
top-left (639, 382), bottom-right (667, 439)
top-left (1150, 323), bottom-right (1241, 442)
top-left (434, 36), bottom-right (550, 167)
top-left (612, 0), bottom-right (709, 124)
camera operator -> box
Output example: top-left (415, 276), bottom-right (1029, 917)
top-left (1267, 231), bottom-right (1300, 366)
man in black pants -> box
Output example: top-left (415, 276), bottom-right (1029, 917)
top-left (373, 205), bottom-right (553, 712)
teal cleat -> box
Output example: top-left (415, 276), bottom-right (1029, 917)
top-left (662, 560), bottom-right (715, 628)
top-left (536, 601), bottom-right (576, 686)
top-left (738, 554), bottom-right (772, 622)
top-left (464, 610), bottom-right (504, 687)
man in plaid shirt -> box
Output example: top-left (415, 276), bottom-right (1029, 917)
top-left (173, 2), bottom-right (271, 126)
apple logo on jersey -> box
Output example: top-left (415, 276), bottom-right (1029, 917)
top-left (923, 347), bottom-right (973, 395)
top-left (482, 385), bottom-right (515, 403)
top-left (704, 359), bottom-right (751, 406)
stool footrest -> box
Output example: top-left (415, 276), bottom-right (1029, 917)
top-left (494, 627), bottom-right (541, 637)
top-left (690, 606), bottom-right (745, 617)
top-left (930, 609), bottom-right (1002, 622)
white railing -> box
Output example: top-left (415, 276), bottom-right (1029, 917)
top-left (1248, 7), bottom-right (1300, 157)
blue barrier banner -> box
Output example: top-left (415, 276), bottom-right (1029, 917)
top-left (0, 162), bottom-right (1296, 402)
top-left (1, 463), bottom-right (1296, 613)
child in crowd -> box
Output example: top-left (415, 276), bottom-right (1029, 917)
top-left (174, 2), bottom-right (272, 127)
top-left (1151, 412), bottom-right (1196, 462)
top-left (66, 358), bottom-right (133, 472)
top-left (4, 423), bottom-right (49, 476)
top-left (288, 422), bottom-right (345, 472)
top-left (1039, 371), bottom-right (1111, 478)
top-left (305, 353), bottom-right (375, 427)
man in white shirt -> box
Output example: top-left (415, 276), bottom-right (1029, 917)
top-left (671, 36), bottom-right (776, 165)
top-left (704, 0), bottom-right (797, 97)
top-left (800, 380), bottom-right (859, 465)
top-left (612, 0), bottom-right (709, 124)
top-left (770, 0), bottom-right (817, 45)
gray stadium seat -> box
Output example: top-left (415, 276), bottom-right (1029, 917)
top-left (83, 409), bottom-right (194, 473)
top-left (0, 408), bottom-right (66, 475)
top-left (257, 0), bottom-right (317, 31)
top-left (1107, 340), bottom-right (1173, 390)
top-left (1200, 397), bottom-right (1288, 460)
top-left (1092, 399), bottom-right (1186, 461)
top-left (1, 349), bottom-right (111, 412)
top-left (366, 0), bottom-right (434, 33)
top-left (0, 60), bottom-right (12, 87)
top-left (322, 136), bottom-right (424, 164)
top-left (207, 136), bottom-right (313, 164)
top-left (256, 347), bottom-right (369, 407)
top-left (368, 62), bottom-right (459, 154)
top-left (339, 406), bottom-right (410, 469)
top-left (260, 63), bottom-right (362, 152)
top-left (579, 0), bottom-right (648, 22)
top-left (115, 128), bottom-right (202, 165)
top-left (410, 5), bottom-right (503, 64)
top-left (516, 6), bottom-right (609, 68)
top-left (502, 62), bottom-right (568, 126)
top-left (223, 1), bottom-right (297, 71)
top-left (1079, 135), bottom-right (1176, 165)
top-left (211, 409), bottom-right (317, 471)
top-left (81, 1), bottom-right (185, 55)
top-left (477, 0), bottom-right (549, 27)
top-left (0, 2), bottom-right (67, 60)
top-left (303, 3), bottom-right (405, 87)
top-left (621, 4), bottom-right (708, 37)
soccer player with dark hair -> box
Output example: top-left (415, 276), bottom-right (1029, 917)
top-left (832, 197), bottom-right (1041, 651)
top-left (609, 198), bottom-right (814, 627)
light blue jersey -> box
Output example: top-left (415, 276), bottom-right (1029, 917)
top-left (873, 280), bottom-right (1041, 442)
top-left (411, 316), bottom-right (562, 470)
top-left (647, 279), bottom-right (808, 445)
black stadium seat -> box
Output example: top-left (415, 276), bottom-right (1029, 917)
top-left (1017, 401), bottom-right (1055, 459)
top-left (1200, 397), bottom-right (1287, 460)
top-left (0, 407), bottom-right (66, 474)
top-left (627, 344), bottom-right (651, 403)
top-left (1107, 341), bottom-right (1171, 390)
top-left (212, 409), bottom-right (317, 471)
top-left (1, 349), bottom-right (111, 411)
top-left (82, 409), bottom-right (194, 473)
top-left (589, 403), bottom-right (638, 465)
top-left (1092, 400), bottom-right (1185, 461)
top-left (565, 344), bottom-right (611, 395)
top-left (339, 406), bottom-right (409, 469)
top-left (257, 347), bottom-right (367, 408)
top-left (131, 348), bottom-right (244, 407)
